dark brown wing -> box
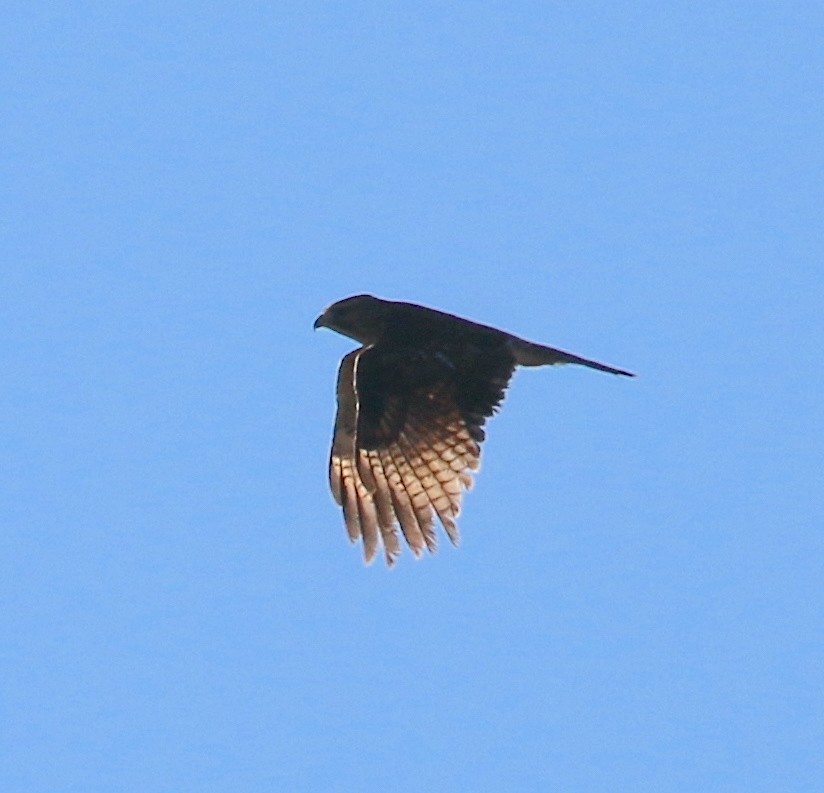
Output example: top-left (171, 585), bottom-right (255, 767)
top-left (328, 341), bottom-right (516, 566)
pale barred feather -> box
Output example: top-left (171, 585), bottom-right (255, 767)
top-left (386, 440), bottom-right (439, 553)
top-left (354, 472), bottom-right (380, 565)
top-left (395, 431), bottom-right (454, 538)
top-left (400, 402), bottom-right (480, 545)
top-left (330, 449), bottom-right (389, 566)
top-left (354, 439), bottom-right (429, 558)
top-left (332, 398), bottom-right (491, 562)
top-left (397, 424), bottom-right (464, 545)
top-left (360, 450), bottom-right (405, 553)
top-left (358, 450), bottom-right (402, 566)
top-left (401, 411), bottom-right (481, 518)
top-left (385, 449), bottom-right (430, 552)
top-left (407, 411), bottom-right (478, 475)
top-left (339, 456), bottom-right (380, 563)
top-left (355, 450), bottom-right (376, 493)
top-left (368, 449), bottom-right (427, 557)
top-left (329, 428), bottom-right (378, 562)
top-left (329, 455), bottom-right (343, 505)
top-left (334, 456), bottom-right (361, 544)
top-left (378, 522), bottom-right (401, 566)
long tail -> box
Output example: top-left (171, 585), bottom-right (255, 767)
top-left (511, 337), bottom-right (635, 377)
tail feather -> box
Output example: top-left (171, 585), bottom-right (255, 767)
top-left (511, 338), bottom-right (635, 377)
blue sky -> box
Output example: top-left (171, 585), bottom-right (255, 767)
top-left (2, 3), bottom-right (823, 791)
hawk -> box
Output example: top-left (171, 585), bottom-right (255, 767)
top-left (314, 294), bottom-right (633, 566)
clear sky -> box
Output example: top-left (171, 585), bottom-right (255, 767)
top-left (2, 3), bottom-right (823, 792)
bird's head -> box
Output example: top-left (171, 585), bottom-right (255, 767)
top-left (313, 294), bottom-right (390, 345)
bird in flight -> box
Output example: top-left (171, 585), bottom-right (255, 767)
top-left (315, 294), bottom-right (633, 566)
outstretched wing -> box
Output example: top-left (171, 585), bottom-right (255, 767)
top-left (328, 341), bottom-right (516, 566)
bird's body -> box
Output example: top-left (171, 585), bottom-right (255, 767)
top-left (315, 294), bottom-right (633, 566)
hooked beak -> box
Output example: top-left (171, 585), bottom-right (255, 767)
top-left (313, 313), bottom-right (327, 331)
